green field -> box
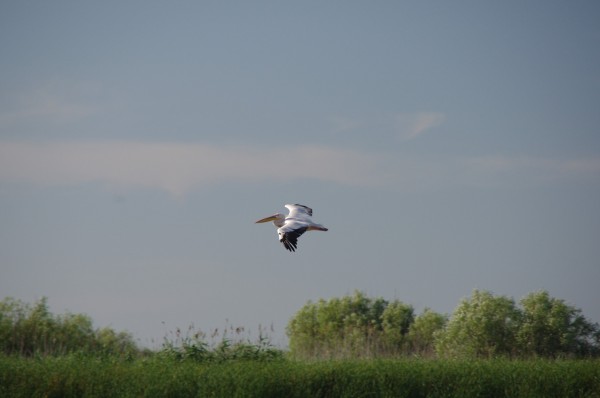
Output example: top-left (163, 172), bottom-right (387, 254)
top-left (1, 355), bottom-right (599, 397)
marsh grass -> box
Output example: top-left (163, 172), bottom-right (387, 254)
top-left (159, 322), bottom-right (284, 362)
top-left (2, 355), bottom-right (599, 397)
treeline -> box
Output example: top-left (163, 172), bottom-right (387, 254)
top-left (286, 290), bottom-right (600, 359)
top-left (3, 291), bottom-right (599, 361)
top-left (0, 297), bottom-right (281, 362)
top-left (0, 297), bottom-right (140, 358)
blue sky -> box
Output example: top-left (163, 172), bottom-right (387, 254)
top-left (1, 1), bottom-right (599, 347)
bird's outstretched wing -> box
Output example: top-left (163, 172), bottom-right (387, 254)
top-left (279, 226), bottom-right (308, 252)
top-left (285, 204), bottom-right (313, 219)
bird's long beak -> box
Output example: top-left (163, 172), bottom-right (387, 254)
top-left (255, 214), bottom-right (279, 223)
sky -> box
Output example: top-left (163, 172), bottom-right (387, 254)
top-left (1, 1), bottom-right (599, 348)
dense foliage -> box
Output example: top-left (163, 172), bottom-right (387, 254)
top-left (0, 297), bottom-right (140, 358)
top-left (436, 290), bottom-right (600, 359)
top-left (286, 291), bottom-right (446, 359)
top-left (287, 290), bottom-right (600, 359)
top-left (2, 355), bottom-right (599, 397)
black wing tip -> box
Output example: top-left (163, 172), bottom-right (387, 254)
top-left (280, 237), bottom-right (297, 252)
top-left (280, 230), bottom-right (304, 252)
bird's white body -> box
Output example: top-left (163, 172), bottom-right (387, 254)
top-left (255, 204), bottom-right (328, 252)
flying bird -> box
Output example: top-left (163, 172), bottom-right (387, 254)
top-left (255, 204), bottom-right (328, 252)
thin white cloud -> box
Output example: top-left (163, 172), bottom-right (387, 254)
top-left (0, 141), bottom-right (385, 196)
top-left (395, 112), bottom-right (446, 140)
top-left (1, 141), bottom-right (598, 196)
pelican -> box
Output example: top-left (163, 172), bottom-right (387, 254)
top-left (255, 204), bottom-right (328, 252)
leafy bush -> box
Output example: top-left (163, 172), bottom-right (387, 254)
top-left (436, 290), bottom-right (600, 359)
top-left (288, 290), bottom-right (600, 360)
top-left (518, 290), bottom-right (600, 357)
top-left (406, 308), bottom-right (447, 356)
top-left (0, 297), bottom-right (140, 358)
top-left (435, 290), bottom-right (522, 358)
top-left (287, 291), bottom-right (445, 359)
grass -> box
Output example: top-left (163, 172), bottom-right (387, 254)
top-left (1, 355), bottom-right (599, 397)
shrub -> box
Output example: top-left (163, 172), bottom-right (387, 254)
top-left (287, 291), bottom-right (445, 359)
top-left (0, 297), bottom-right (140, 357)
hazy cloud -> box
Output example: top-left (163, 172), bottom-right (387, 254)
top-left (1, 142), bottom-right (597, 196)
top-left (0, 141), bottom-right (385, 196)
top-left (395, 112), bottom-right (446, 140)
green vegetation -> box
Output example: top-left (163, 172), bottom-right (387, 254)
top-left (286, 291), bottom-right (429, 359)
top-left (436, 290), bottom-right (600, 359)
top-left (159, 323), bottom-right (283, 362)
top-left (1, 355), bottom-right (599, 397)
top-left (0, 297), bottom-right (139, 358)
top-left (287, 290), bottom-right (600, 360)
top-left (1, 294), bottom-right (600, 396)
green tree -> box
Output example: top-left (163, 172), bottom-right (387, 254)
top-left (286, 300), bottom-right (320, 358)
top-left (435, 290), bottom-right (521, 358)
top-left (407, 308), bottom-right (447, 357)
top-left (289, 291), bottom-right (388, 357)
top-left (2, 297), bottom-right (58, 356)
top-left (0, 297), bottom-right (140, 357)
top-left (57, 313), bottom-right (95, 354)
top-left (381, 301), bottom-right (414, 354)
top-left (337, 292), bottom-right (388, 356)
top-left (287, 290), bottom-right (600, 360)
top-left (287, 291), bottom-right (415, 358)
top-left (0, 297), bottom-right (30, 354)
top-left (95, 328), bottom-right (139, 357)
top-left (518, 290), bottom-right (600, 358)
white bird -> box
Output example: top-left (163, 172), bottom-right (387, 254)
top-left (255, 204), bottom-right (328, 252)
